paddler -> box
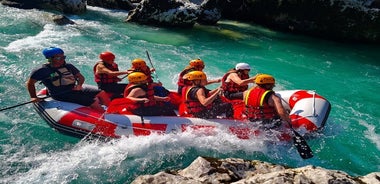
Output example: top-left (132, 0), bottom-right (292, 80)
top-left (181, 71), bottom-right (233, 119)
top-left (123, 72), bottom-right (176, 116)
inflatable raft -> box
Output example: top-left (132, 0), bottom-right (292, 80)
top-left (33, 87), bottom-right (331, 140)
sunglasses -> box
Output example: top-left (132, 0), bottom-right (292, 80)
top-left (52, 56), bottom-right (66, 60)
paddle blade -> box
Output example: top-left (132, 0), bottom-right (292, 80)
top-left (292, 130), bottom-right (314, 159)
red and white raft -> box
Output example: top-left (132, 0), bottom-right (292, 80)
top-left (33, 87), bottom-right (331, 140)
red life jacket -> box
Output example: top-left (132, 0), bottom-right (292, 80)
top-left (123, 83), bottom-right (156, 111)
top-left (177, 67), bottom-right (195, 87)
top-left (130, 66), bottom-right (153, 83)
top-left (93, 61), bottom-right (120, 84)
top-left (244, 87), bottom-right (276, 120)
top-left (221, 71), bottom-right (249, 93)
top-left (183, 86), bottom-right (210, 115)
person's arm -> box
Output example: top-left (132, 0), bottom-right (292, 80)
top-left (206, 78), bottom-right (222, 85)
top-left (72, 72), bottom-right (85, 90)
top-left (96, 63), bottom-right (129, 76)
top-left (126, 88), bottom-right (149, 103)
top-left (270, 94), bottom-right (291, 124)
top-left (154, 96), bottom-right (170, 102)
top-left (26, 78), bottom-right (39, 101)
top-left (229, 73), bottom-right (254, 86)
top-left (196, 88), bottom-right (221, 106)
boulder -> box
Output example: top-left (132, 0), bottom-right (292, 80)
top-left (197, 0), bottom-right (222, 25)
top-left (131, 156), bottom-right (380, 184)
top-left (126, 0), bottom-right (199, 27)
top-left (219, 0), bottom-right (380, 43)
top-left (87, 0), bottom-right (136, 10)
top-left (1, 0), bottom-right (86, 14)
top-left (52, 14), bottom-right (75, 25)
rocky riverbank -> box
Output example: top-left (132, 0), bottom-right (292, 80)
top-left (131, 156), bottom-right (380, 184)
top-left (1, 0), bottom-right (379, 43)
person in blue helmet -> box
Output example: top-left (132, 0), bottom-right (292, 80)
top-left (26, 47), bottom-right (110, 112)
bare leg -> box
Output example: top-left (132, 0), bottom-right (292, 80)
top-left (89, 98), bottom-right (105, 112)
top-left (96, 90), bottom-right (111, 106)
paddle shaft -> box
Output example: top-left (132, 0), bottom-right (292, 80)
top-left (279, 97), bottom-right (314, 159)
top-left (0, 96), bottom-right (49, 112)
top-left (0, 89), bottom-right (75, 112)
top-left (287, 121), bottom-right (314, 159)
top-left (145, 50), bottom-right (160, 83)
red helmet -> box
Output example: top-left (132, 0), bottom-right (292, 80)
top-left (99, 52), bottom-right (115, 61)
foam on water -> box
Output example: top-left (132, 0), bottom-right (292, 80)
top-left (1, 130), bottom-right (277, 183)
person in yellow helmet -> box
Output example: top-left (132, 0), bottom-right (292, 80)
top-left (177, 58), bottom-right (221, 95)
top-left (129, 58), bottom-right (162, 86)
top-left (181, 71), bottom-right (233, 119)
top-left (243, 74), bottom-right (291, 126)
top-left (123, 72), bottom-right (175, 116)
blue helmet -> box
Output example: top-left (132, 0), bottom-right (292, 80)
top-left (42, 47), bottom-right (64, 59)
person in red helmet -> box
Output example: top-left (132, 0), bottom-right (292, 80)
top-left (26, 47), bottom-right (110, 112)
top-left (94, 51), bottom-right (131, 99)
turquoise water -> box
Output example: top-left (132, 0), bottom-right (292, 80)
top-left (0, 5), bottom-right (379, 183)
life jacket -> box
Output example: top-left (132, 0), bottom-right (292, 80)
top-left (183, 86), bottom-right (210, 115)
top-left (244, 87), bottom-right (276, 121)
top-left (221, 70), bottom-right (249, 93)
top-left (130, 66), bottom-right (153, 83)
top-left (177, 67), bottom-right (195, 87)
top-left (123, 83), bottom-right (156, 111)
top-left (47, 64), bottom-right (76, 87)
top-left (93, 61), bottom-right (120, 84)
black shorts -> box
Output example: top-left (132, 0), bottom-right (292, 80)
top-left (52, 86), bottom-right (101, 106)
top-left (224, 91), bottom-right (244, 100)
top-left (98, 83), bottom-right (127, 94)
top-left (98, 82), bottom-right (127, 99)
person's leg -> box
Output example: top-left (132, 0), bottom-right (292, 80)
top-left (82, 86), bottom-right (110, 106)
top-left (53, 91), bottom-right (104, 112)
top-left (228, 92), bottom-right (243, 100)
top-left (96, 90), bottom-right (111, 106)
top-left (100, 83), bottom-right (127, 99)
top-left (89, 98), bottom-right (105, 112)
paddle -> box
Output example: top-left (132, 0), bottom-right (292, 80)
top-left (0, 89), bottom-right (74, 112)
top-left (145, 50), bottom-right (161, 83)
top-left (279, 98), bottom-right (314, 159)
top-left (286, 121), bottom-right (314, 159)
top-left (0, 96), bottom-right (50, 112)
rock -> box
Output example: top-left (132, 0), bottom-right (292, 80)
top-left (219, 0), bottom-right (380, 43)
top-left (1, 0), bottom-right (36, 9)
top-left (87, 0), bottom-right (136, 10)
top-left (1, 0), bottom-right (86, 14)
top-left (197, 0), bottom-right (222, 25)
top-left (126, 0), bottom-right (199, 27)
top-left (52, 15), bottom-right (75, 25)
top-left (131, 156), bottom-right (380, 184)
top-left (358, 172), bottom-right (380, 184)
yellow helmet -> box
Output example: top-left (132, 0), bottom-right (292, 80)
top-left (132, 58), bottom-right (147, 68)
top-left (189, 59), bottom-right (204, 68)
top-left (184, 71), bottom-right (207, 81)
top-left (127, 72), bottom-right (147, 83)
top-left (255, 74), bottom-right (275, 84)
